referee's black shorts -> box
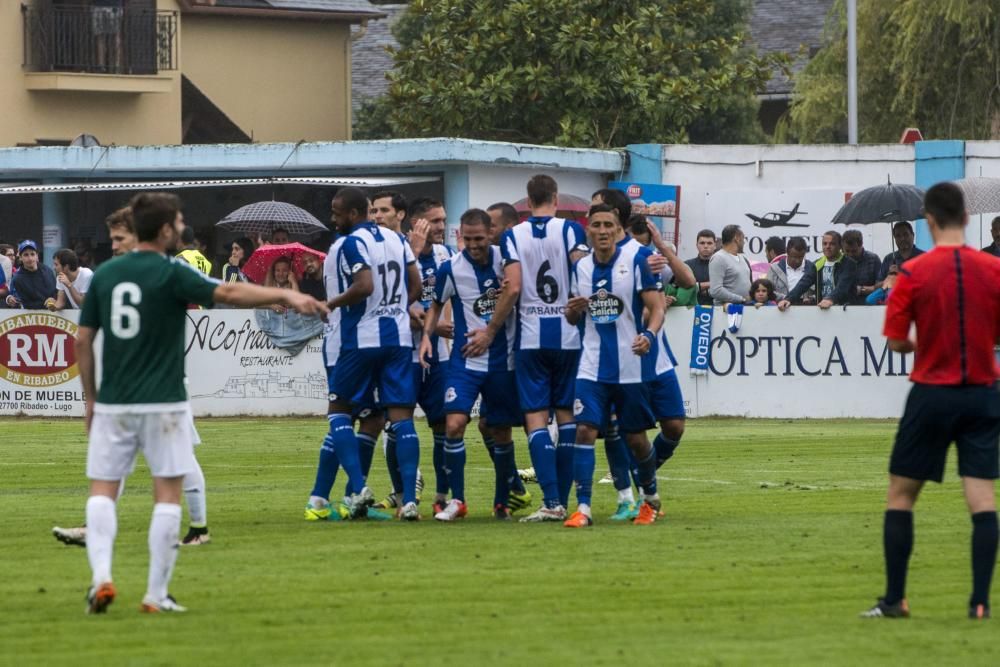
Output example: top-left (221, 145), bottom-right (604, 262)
top-left (890, 383), bottom-right (1000, 482)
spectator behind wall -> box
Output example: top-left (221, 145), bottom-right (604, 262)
top-left (49, 248), bottom-right (93, 310)
top-left (709, 224), bottom-right (752, 305)
top-left (779, 230), bottom-right (857, 311)
top-left (878, 221), bottom-right (924, 281)
top-left (766, 236), bottom-right (814, 302)
top-left (224, 237), bottom-right (255, 284)
top-left (765, 236), bottom-right (786, 264)
top-left (982, 216), bottom-right (1000, 257)
top-left (842, 229), bottom-right (881, 305)
top-left (685, 228), bottom-right (716, 305)
top-left (6, 240), bottom-right (57, 309)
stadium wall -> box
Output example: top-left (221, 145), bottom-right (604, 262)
top-left (0, 307), bottom-right (910, 419)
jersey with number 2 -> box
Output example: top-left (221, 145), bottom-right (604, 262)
top-left (501, 216), bottom-right (588, 350)
top-left (79, 251), bottom-right (218, 406)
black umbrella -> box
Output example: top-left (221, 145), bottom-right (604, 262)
top-left (216, 201), bottom-right (328, 237)
top-left (831, 182), bottom-right (925, 227)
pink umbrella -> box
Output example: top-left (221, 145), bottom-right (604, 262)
top-left (242, 243), bottom-right (326, 285)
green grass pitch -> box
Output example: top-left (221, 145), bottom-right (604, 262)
top-left (2, 417), bottom-right (998, 665)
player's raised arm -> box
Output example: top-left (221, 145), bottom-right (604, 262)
top-left (648, 220), bottom-right (695, 288)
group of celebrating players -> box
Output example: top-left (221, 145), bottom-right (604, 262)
top-left (304, 174), bottom-right (695, 527)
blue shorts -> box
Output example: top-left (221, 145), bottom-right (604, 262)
top-left (515, 349), bottom-right (579, 412)
top-left (648, 369), bottom-right (685, 420)
top-left (326, 365), bottom-right (377, 419)
top-left (332, 347), bottom-right (415, 408)
top-left (444, 363), bottom-right (523, 428)
top-left (574, 379), bottom-right (654, 433)
top-left (414, 361), bottom-right (447, 426)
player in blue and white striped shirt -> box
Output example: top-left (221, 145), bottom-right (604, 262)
top-left (419, 209), bottom-right (521, 521)
top-left (563, 203), bottom-right (666, 528)
top-left (326, 187), bottom-right (424, 521)
top-left (494, 175), bottom-right (589, 522)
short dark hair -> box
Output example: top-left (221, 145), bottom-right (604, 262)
top-left (720, 224), bottom-right (742, 245)
top-left (181, 226), bottom-right (196, 245)
top-left (626, 214), bottom-right (650, 237)
top-left (460, 208), bottom-right (491, 227)
top-left (105, 207), bottom-right (134, 233)
top-left (409, 197), bottom-right (444, 221)
top-left (696, 229), bottom-right (716, 242)
top-left (592, 188), bottom-right (632, 222)
top-left (130, 193), bottom-right (181, 242)
top-left (371, 190), bottom-right (408, 215)
top-left (764, 236), bottom-right (786, 255)
top-left (486, 202), bottom-right (519, 227)
top-left (527, 174), bottom-right (558, 207)
top-left (892, 221), bottom-right (914, 235)
top-left (823, 230), bottom-right (842, 246)
top-left (54, 248), bottom-right (79, 271)
top-left (923, 182), bottom-right (966, 227)
top-left (842, 229), bottom-right (863, 246)
top-left (588, 202), bottom-right (621, 225)
top-left (333, 187), bottom-right (369, 220)
top-left (787, 236), bottom-right (808, 253)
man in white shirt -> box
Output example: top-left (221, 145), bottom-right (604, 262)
top-left (767, 236), bottom-right (815, 303)
top-left (50, 248), bottom-right (93, 310)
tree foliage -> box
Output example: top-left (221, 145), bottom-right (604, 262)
top-left (790, 0), bottom-right (1000, 142)
top-left (364, 0), bottom-right (782, 147)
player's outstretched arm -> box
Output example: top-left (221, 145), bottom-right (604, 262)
top-left (214, 282), bottom-right (329, 316)
top-left (75, 326), bottom-right (98, 433)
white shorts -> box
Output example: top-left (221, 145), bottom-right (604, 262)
top-left (87, 407), bottom-right (198, 481)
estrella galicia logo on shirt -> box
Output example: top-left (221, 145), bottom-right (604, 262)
top-left (0, 314), bottom-right (79, 387)
top-left (588, 289), bottom-right (625, 323)
top-left (473, 288), bottom-right (499, 323)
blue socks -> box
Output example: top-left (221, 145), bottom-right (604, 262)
top-left (443, 437), bottom-right (466, 502)
top-left (493, 442), bottom-right (515, 508)
top-left (483, 434), bottom-right (497, 462)
top-left (433, 432), bottom-right (449, 495)
top-left (604, 426), bottom-right (632, 493)
top-left (328, 413), bottom-right (364, 495)
top-left (393, 419), bottom-right (421, 504)
top-left (636, 446), bottom-right (658, 498)
top-left (309, 434), bottom-right (340, 500)
top-left (653, 433), bottom-right (680, 469)
top-left (357, 433), bottom-right (376, 481)
top-left (556, 423), bottom-right (576, 508)
top-left (573, 443), bottom-right (595, 507)
top-left (527, 428), bottom-right (559, 508)
top-left (385, 427), bottom-right (403, 495)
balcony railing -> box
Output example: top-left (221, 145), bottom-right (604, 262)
top-left (22, 5), bottom-right (178, 75)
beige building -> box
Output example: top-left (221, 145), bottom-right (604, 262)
top-left (3, 0), bottom-right (384, 147)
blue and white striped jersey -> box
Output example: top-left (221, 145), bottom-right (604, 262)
top-left (414, 243), bottom-right (455, 364)
top-left (322, 236), bottom-right (346, 367)
top-left (500, 216), bottom-right (588, 350)
top-left (572, 241), bottom-right (661, 383)
top-left (336, 222), bottom-right (416, 350)
top-left (434, 246), bottom-right (515, 373)
top-left (618, 237), bottom-right (677, 377)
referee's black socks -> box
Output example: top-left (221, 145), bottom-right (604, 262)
top-left (971, 511), bottom-right (999, 608)
top-left (883, 509), bottom-right (914, 606)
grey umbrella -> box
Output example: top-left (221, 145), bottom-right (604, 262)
top-left (954, 177), bottom-right (1000, 215)
top-left (831, 182), bottom-right (925, 226)
top-left (216, 201), bottom-right (328, 237)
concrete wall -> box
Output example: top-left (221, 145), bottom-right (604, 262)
top-left (0, 0), bottom-right (183, 147)
top-left (182, 15), bottom-right (352, 143)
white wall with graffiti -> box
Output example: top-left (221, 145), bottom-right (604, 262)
top-left (0, 307), bottom-right (911, 419)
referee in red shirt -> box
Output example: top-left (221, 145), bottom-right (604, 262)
top-left (862, 182), bottom-right (1000, 620)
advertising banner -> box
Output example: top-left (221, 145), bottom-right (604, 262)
top-left (0, 308), bottom-right (911, 419)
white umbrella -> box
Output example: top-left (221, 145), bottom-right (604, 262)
top-left (953, 177), bottom-right (1000, 215)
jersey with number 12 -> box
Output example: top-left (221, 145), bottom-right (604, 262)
top-left (500, 216), bottom-right (588, 350)
top-left (79, 251), bottom-right (218, 406)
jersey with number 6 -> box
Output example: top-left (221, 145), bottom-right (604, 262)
top-left (79, 251), bottom-right (218, 406)
top-left (500, 216), bottom-right (588, 350)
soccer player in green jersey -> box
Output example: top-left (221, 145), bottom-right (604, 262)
top-left (77, 193), bottom-right (326, 614)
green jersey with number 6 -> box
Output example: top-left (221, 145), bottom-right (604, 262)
top-left (79, 251), bottom-right (218, 405)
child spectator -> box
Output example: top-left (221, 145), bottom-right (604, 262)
top-left (750, 278), bottom-right (777, 308)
